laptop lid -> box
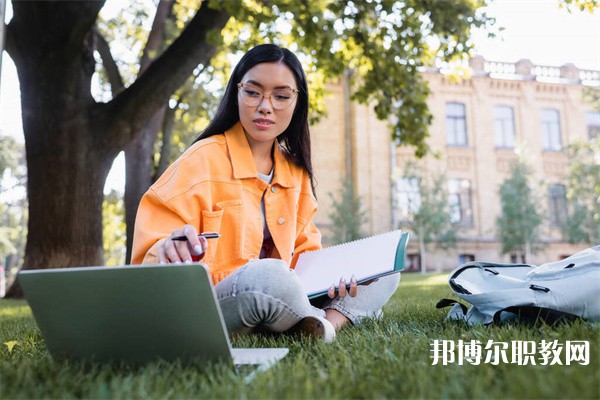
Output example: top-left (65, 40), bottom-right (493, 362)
top-left (18, 263), bottom-right (287, 366)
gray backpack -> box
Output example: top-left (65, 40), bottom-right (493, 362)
top-left (437, 246), bottom-right (600, 325)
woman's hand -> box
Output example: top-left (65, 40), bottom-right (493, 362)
top-left (327, 275), bottom-right (358, 298)
top-left (157, 224), bottom-right (208, 264)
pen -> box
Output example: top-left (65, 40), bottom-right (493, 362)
top-left (171, 232), bottom-right (220, 241)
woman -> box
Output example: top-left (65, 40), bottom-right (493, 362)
top-left (132, 44), bottom-right (400, 342)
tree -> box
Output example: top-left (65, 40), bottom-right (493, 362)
top-left (4, 1), bottom-right (230, 297)
top-left (496, 161), bottom-right (544, 262)
top-left (398, 164), bottom-right (456, 273)
top-left (328, 178), bottom-right (366, 245)
top-left (561, 139), bottom-right (600, 244)
top-left (4, 0), bottom-right (490, 297)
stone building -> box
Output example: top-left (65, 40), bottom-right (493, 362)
top-left (310, 57), bottom-right (599, 272)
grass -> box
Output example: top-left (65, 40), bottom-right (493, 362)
top-left (1, 272), bottom-right (598, 399)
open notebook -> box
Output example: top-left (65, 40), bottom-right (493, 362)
top-left (294, 230), bottom-right (410, 299)
top-left (18, 264), bottom-right (288, 369)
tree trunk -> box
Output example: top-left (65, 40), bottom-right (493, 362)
top-left (419, 233), bottom-right (427, 274)
top-left (23, 129), bottom-right (112, 265)
top-left (124, 107), bottom-right (165, 264)
top-left (4, 117), bottom-right (114, 299)
top-left (4, 1), bottom-right (112, 297)
top-left (156, 104), bottom-right (177, 178)
top-left (5, 137), bottom-right (112, 297)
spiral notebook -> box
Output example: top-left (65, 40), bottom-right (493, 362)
top-left (294, 230), bottom-right (410, 299)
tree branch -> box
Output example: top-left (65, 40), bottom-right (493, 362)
top-left (139, 0), bottom-right (173, 74)
top-left (155, 102), bottom-right (178, 179)
top-left (93, 28), bottom-right (125, 96)
top-left (103, 1), bottom-right (229, 149)
top-left (94, 0), bottom-right (172, 100)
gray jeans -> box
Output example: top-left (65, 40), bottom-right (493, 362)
top-left (215, 258), bottom-right (400, 335)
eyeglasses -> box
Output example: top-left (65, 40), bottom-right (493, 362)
top-left (237, 82), bottom-right (298, 110)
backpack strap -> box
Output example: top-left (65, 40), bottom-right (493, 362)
top-left (435, 298), bottom-right (468, 314)
top-left (493, 306), bottom-right (582, 325)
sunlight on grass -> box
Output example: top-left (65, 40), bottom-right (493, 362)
top-left (0, 301), bottom-right (32, 318)
top-left (400, 272), bottom-right (449, 287)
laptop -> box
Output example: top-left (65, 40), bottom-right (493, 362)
top-left (18, 264), bottom-right (289, 369)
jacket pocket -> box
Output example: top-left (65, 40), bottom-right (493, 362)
top-left (201, 199), bottom-right (243, 265)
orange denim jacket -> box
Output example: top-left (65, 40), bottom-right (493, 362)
top-left (131, 122), bottom-right (322, 284)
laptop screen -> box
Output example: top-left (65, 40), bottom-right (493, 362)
top-left (19, 264), bottom-right (234, 364)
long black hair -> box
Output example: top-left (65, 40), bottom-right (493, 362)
top-left (194, 44), bottom-right (315, 194)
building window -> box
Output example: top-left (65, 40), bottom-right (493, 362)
top-left (586, 111), bottom-right (600, 140)
top-left (448, 179), bottom-right (473, 226)
top-left (458, 254), bottom-right (475, 264)
top-left (394, 177), bottom-right (420, 221)
top-left (541, 108), bottom-right (562, 151)
top-left (494, 105), bottom-right (516, 148)
top-left (446, 102), bottom-right (468, 146)
top-left (548, 183), bottom-right (567, 227)
top-left (510, 253), bottom-right (526, 263)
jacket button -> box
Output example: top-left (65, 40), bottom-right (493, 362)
top-left (278, 217), bottom-right (285, 224)
top-left (271, 186), bottom-right (277, 193)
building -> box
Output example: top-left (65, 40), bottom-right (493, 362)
top-left (310, 57), bottom-right (599, 272)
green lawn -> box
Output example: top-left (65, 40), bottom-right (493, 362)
top-left (1, 273), bottom-right (598, 399)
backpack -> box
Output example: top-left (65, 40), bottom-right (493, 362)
top-left (436, 246), bottom-right (600, 325)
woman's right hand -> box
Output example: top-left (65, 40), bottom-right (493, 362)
top-left (157, 224), bottom-right (208, 264)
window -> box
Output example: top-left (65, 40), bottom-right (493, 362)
top-left (548, 184), bottom-right (567, 227)
top-left (541, 108), bottom-right (562, 151)
top-left (446, 102), bottom-right (468, 146)
top-left (458, 254), bottom-right (475, 264)
top-left (448, 179), bottom-right (473, 226)
top-left (586, 111), bottom-right (600, 140)
top-left (494, 105), bottom-right (516, 148)
top-left (510, 253), bottom-right (526, 263)
top-left (394, 177), bottom-right (420, 221)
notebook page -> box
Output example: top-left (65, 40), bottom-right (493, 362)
top-left (294, 230), bottom-right (403, 297)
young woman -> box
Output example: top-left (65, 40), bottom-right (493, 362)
top-left (132, 44), bottom-right (400, 342)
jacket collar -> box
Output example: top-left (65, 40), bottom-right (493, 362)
top-left (225, 122), bottom-right (295, 188)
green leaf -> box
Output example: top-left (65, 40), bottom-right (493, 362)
top-left (4, 340), bottom-right (19, 353)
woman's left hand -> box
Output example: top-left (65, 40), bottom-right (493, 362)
top-left (327, 275), bottom-right (358, 298)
